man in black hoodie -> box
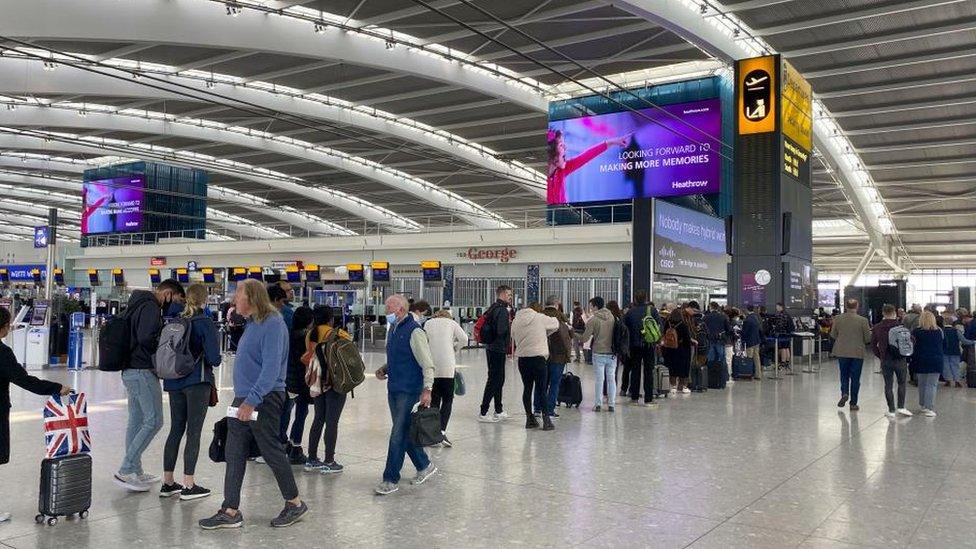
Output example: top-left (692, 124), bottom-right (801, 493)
top-left (115, 279), bottom-right (185, 492)
top-left (479, 285), bottom-right (512, 423)
top-left (622, 290), bottom-right (660, 406)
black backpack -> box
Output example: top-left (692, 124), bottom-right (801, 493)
top-left (98, 311), bottom-right (134, 372)
top-left (611, 318), bottom-right (630, 360)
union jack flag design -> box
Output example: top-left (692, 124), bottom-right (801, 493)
top-left (43, 393), bottom-right (92, 459)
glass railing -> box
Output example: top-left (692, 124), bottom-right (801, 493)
top-left (78, 202), bottom-right (635, 247)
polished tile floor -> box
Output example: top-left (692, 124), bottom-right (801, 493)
top-left (2, 349), bottom-right (975, 548)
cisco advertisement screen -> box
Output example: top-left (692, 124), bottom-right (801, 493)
top-left (546, 98), bottom-right (721, 205)
top-left (82, 176), bottom-right (145, 235)
top-left (654, 200), bottom-right (727, 281)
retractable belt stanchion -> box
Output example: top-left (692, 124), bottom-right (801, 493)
top-left (798, 333), bottom-right (816, 373)
top-left (786, 335), bottom-right (797, 375)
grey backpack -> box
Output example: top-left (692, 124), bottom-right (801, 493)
top-left (153, 318), bottom-right (198, 380)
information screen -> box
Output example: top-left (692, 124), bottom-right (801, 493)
top-left (421, 261), bottom-right (442, 283)
top-left (370, 262), bottom-right (389, 283)
top-left (82, 176), bottom-right (146, 235)
top-left (546, 98), bottom-right (721, 205)
top-left (653, 200), bottom-right (727, 282)
top-left (30, 300), bottom-right (50, 326)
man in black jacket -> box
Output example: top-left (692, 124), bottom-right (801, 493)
top-left (622, 290), bottom-right (660, 406)
top-left (115, 279), bottom-right (184, 492)
top-left (703, 302), bottom-right (733, 381)
top-left (479, 285), bottom-right (512, 423)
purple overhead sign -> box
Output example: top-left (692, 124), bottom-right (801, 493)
top-left (546, 98), bottom-right (722, 205)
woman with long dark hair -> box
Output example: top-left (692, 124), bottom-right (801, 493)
top-left (662, 307), bottom-right (696, 394)
top-left (546, 129), bottom-right (630, 204)
top-left (281, 305), bottom-right (314, 464)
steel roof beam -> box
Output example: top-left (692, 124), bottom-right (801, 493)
top-left (845, 117), bottom-right (976, 136)
top-left (804, 47), bottom-right (976, 79)
top-left (817, 72), bottom-right (976, 99)
top-left (831, 96), bottom-right (976, 118)
top-left (752, 0), bottom-right (965, 35)
top-left (782, 19), bottom-right (976, 58)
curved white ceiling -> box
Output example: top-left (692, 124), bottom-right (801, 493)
top-left (0, 128), bottom-right (417, 233)
top-left (0, 103), bottom-right (513, 229)
top-left (0, 0), bottom-right (548, 111)
top-left (0, 55), bottom-right (545, 197)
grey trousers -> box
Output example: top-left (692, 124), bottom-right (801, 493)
top-left (880, 357), bottom-right (908, 412)
top-left (222, 392), bottom-right (298, 510)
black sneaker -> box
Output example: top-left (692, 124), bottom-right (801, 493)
top-left (180, 484), bottom-right (212, 501)
top-left (199, 509), bottom-right (244, 530)
top-left (160, 482), bottom-right (183, 498)
top-left (270, 501), bottom-right (308, 528)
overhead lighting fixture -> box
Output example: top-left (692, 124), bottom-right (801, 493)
top-left (42, 61), bottom-right (56, 71)
top-left (205, 80), bottom-right (215, 89)
top-left (385, 40), bottom-right (396, 50)
top-left (314, 23), bottom-right (326, 34)
top-left (226, 4), bottom-right (243, 16)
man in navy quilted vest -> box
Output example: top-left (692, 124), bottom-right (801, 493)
top-left (373, 294), bottom-right (437, 496)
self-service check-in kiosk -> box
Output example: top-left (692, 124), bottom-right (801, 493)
top-left (25, 299), bottom-right (51, 368)
top-left (8, 301), bottom-right (30, 366)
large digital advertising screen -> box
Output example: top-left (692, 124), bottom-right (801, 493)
top-left (653, 200), bottom-right (727, 281)
top-left (81, 176), bottom-right (145, 235)
top-left (547, 98), bottom-right (721, 205)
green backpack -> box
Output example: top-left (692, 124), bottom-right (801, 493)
top-left (641, 313), bottom-right (662, 345)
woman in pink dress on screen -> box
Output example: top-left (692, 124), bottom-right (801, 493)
top-left (546, 129), bottom-right (631, 205)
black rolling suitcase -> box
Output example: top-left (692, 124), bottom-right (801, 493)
top-left (558, 371), bottom-right (583, 408)
top-left (36, 453), bottom-right (92, 525)
top-left (690, 363), bottom-right (708, 392)
top-left (968, 365), bottom-right (976, 389)
top-left (707, 361), bottom-right (726, 389)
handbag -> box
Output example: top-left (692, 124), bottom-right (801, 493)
top-left (453, 370), bottom-right (466, 396)
top-left (43, 392), bottom-right (92, 458)
top-left (208, 384), bottom-right (219, 407)
top-left (409, 404), bottom-right (444, 447)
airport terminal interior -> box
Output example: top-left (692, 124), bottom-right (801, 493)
top-left (0, 0), bottom-right (975, 547)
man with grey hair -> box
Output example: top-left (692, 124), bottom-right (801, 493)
top-left (373, 294), bottom-right (437, 495)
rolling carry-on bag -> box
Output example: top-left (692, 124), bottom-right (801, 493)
top-left (37, 392), bottom-right (93, 525)
top-left (690, 364), bottom-right (708, 392)
top-left (655, 365), bottom-right (671, 396)
top-left (968, 365), bottom-right (976, 389)
top-left (37, 453), bottom-right (92, 525)
top-left (732, 355), bottom-right (755, 379)
top-left (558, 370), bottom-right (583, 408)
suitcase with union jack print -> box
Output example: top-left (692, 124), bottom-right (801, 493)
top-left (36, 393), bottom-right (92, 525)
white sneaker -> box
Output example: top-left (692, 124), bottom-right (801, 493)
top-left (137, 473), bottom-right (161, 484)
top-left (478, 414), bottom-right (499, 423)
top-left (896, 408), bottom-right (913, 417)
top-left (114, 473), bottom-right (151, 492)
top-left (923, 409), bottom-right (937, 417)
top-left (885, 411), bottom-right (896, 418)
top-left (669, 388), bottom-right (677, 396)
top-left (411, 465), bottom-right (437, 486)
top-left (681, 387), bottom-right (691, 394)
top-left (494, 411), bottom-right (510, 421)
top-left (0, 511), bottom-right (10, 522)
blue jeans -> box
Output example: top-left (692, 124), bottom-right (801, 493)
top-left (707, 342), bottom-right (726, 364)
top-left (120, 369), bottom-right (164, 475)
top-left (917, 372), bottom-right (939, 410)
top-left (837, 357), bottom-right (864, 405)
top-left (534, 362), bottom-right (565, 416)
top-left (382, 391), bottom-right (430, 484)
top-left (943, 355), bottom-right (962, 382)
top-left (593, 353), bottom-right (617, 407)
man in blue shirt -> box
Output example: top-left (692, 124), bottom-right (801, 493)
top-left (374, 294), bottom-right (437, 495)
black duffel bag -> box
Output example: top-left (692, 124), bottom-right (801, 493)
top-left (409, 405), bottom-right (444, 447)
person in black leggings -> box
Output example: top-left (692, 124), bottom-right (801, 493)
top-left (281, 306), bottom-right (314, 464)
top-left (303, 306), bottom-right (349, 474)
top-left (161, 283), bottom-right (222, 501)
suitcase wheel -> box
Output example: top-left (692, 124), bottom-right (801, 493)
top-left (79, 510), bottom-right (89, 519)
top-left (35, 514), bottom-right (43, 524)
top-left (47, 517), bottom-right (58, 526)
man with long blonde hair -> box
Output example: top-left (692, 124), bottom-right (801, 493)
top-left (200, 279), bottom-right (307, 530)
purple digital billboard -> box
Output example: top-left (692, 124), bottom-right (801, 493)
top-left (546, 98), bottom-right (721, 205)
top-left (82, 176), bottom-right (145, 235)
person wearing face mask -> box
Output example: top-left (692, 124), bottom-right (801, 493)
top-left (115, 279), bottom-right (185, 492)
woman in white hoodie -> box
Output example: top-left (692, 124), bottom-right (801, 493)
top-left (423, 309), bottom-right (468, 447)
top-left (511, 303), bottom-right (560, 431)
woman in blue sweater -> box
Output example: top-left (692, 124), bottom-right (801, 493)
top-left (911, 311), bottom-right (943, 417)
top-left (161, 283), bottom-right (222, 501)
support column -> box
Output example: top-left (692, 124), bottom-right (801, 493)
top-left (631, 197), bottom-right (654, 299)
